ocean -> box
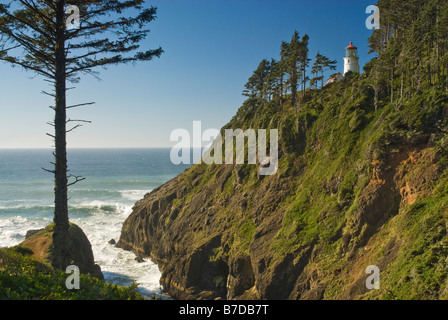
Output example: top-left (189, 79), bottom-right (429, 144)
top-left (0, 148), bottom-right (190, 298)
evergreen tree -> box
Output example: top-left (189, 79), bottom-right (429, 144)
top-left (280, 31), bottom-right (310, 110)
top-left (310, 52), bottom-right (337, 88)
top-left (264, 58), bottom-right (289, 106)
top-left (0, 0), bottom-right (162, 270)
top-left (310, 54), bottom-right (323, 89)
top-left (243, 58), bottom-right (271, 103)
top-left (368, 0), bottom-right (448, 105)
top-left (263, 58), bottom-right (278, 102)
top-left (299, 34), bottom-right (311, 91)
top-left (281, 31), bottom-right (300, 109)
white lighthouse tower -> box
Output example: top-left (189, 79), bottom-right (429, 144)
top-left (344, 42), bottom-right (360, 75)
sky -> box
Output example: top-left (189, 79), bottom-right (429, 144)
top-left (0, 0), bottom-right (377, 149)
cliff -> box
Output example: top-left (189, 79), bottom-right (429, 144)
top-left (117, 74), bottom-right (448, 299)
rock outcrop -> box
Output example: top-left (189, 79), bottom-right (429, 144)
top-left (21, 223), bottom-right (103, 280)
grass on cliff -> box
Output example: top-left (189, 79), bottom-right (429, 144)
top-left (0, 245), bottom-right (145, 300)
top-left (364, 171), bottom-right (448, 300)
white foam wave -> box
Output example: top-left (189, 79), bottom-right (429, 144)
top-left (72, 209), bottom-right (163, 298)
top-left (119, 190), bottom-right (151, 201)
top-left (0, 216), bottom-right (51, 248)
top-left (0, 204), bottom-right (54, 210)
top-left (68, 200), bottom-right (133, 217)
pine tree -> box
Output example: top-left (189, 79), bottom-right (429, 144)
top-left (243, 58), bottom-right (271, 103)
top-left (0, 0), bottom-right (162, 270)
top-left (281, 31), bottom-right (300, 109)
top-left (280, 31), bottom-right (310, 111)
top-left (368, 0), bottom-right (448, 104)
top-left (310, 52), bottom-right (337, 89)
top-left (299, 34), bottom-right (311, 91)
top-left (268, 58), bottom-right (286, 107)
top-left (311, 53), bottom-right (324, 89)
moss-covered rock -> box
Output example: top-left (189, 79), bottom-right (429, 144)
top-left (20, 223), bottom-right (103, 280)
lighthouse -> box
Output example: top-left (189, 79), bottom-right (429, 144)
top-left (344, 42), bottom-right (360, 75)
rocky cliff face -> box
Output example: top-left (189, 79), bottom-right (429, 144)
top-left (117, 74), bottom-right (448, 299)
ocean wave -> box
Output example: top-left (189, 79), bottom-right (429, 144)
top-left (0, 204), bottom-right (54, 212)
top-left (0, 202), bottom-right (132, 217)
top-left (119, 189), bottom-right (152, 201)
top-left (0, 216), bottom-right (51, 248)
top-left (0, 215), bottom-right (30, 224)
top-left (69, 201), bottom-right (132, 217)
top-left (68, 188), bottom-right (122, 197)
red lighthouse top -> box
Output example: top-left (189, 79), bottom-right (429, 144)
top-left (346, 41), bottom-right (357, 49)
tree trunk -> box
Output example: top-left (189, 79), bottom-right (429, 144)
top-left (391, 67), bottom-right (394, 105)
top-left (436, 40), bottom-right (441, 88)
top-left (52, 0), bottom-right (69, 271)
top-left (302, 68), bottom-right (306, 91)
top-left (291, 71), bottom-right (297, 112)
top-left (446, 67), bottom-right (448, 91)
top-left (400, 76), bottom-right (404, 102)
top-left (374, 85), bottom-right (379, 112)
top-left (279, 76), bottom-right (283, 111)
top-left (321, 70), bottom-right (324, 89)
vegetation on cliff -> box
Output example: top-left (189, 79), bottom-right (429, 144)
top-left (118, 0), bottom-right (448, 300)
top-left (0, 246), bottom-right (144, 300)
top-left (0, 224), bottom-right (144, 300)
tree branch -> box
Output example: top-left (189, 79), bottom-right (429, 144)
top-left (0, 56), bottom-right (54, 79)
top-left (67, 174), bottom-right (86, 187)
top-left (41, 167), bottom-right (55, 174)
top-left (41, 90), bottom-right (55, 97)
top-left (0, 4), bottom-right (55, 44)
top-left (18, 0), bottom-right (56, 29)
top-left (66, 118), bottom-right (92, 124)
top-left (66, 102), bottom-right (95, 109)
top-left (66, 124), bottom-right (83, 133)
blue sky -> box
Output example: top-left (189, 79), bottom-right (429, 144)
top-left (0, 0), bottom-right (377, 148)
